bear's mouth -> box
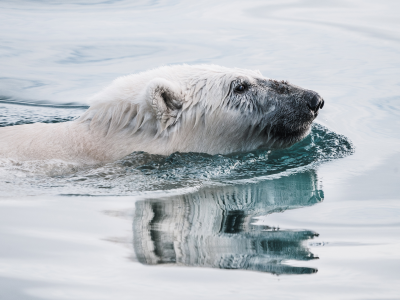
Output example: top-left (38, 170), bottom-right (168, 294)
top-left (273, 124), bottom-right (310, 142)
top-left (258, 122), bottom-right (312, 149)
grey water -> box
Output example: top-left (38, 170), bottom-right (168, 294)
top-left (0, 0), bottom-right (399, 299)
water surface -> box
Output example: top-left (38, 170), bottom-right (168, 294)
top-left (1, 1), bottom-right (400, 299)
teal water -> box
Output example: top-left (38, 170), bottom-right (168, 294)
top-left (1, 1), bottom-right (400, 299)
top-left (0, 103), bottom-right (353, 195)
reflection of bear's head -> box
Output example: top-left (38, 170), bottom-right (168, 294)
top-left (80, 65), bottom-right (324, 156)
top-left (133, 171), bottom-right (322, 275)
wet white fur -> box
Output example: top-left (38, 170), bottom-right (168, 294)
top-left (0, 65), bottom-right (269, 164)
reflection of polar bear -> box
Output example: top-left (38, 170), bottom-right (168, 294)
top-left (0, 65), bottom-right (324, 163)
top-left (133, 171), bottom-right (322, 274)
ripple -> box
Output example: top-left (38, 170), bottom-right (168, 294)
top-left (0, 117), bottom-right (354, 196)
top-left (0, 102), bottom-right (86, 127)
top-left (57, 44), bottom-right (162, 64)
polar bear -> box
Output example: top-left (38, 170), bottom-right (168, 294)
top-left (0, 65), bottom-right (324, 164)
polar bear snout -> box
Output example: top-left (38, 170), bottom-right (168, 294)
top-left (304, 91), bottom-right (324, 113)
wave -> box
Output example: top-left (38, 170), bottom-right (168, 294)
top-left (0, 120), bottom-right (354, 196)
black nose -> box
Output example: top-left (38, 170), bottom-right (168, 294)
top-left (307, 94), bottom-right (324, 112)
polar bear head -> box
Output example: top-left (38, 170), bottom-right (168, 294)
top-left (79, 65), bottom-right (324, 156)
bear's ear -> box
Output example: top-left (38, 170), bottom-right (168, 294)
top-left (145, 78), bottom-right (184, 130)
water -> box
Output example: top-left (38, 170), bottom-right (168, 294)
top-left (0, 0), bottom-right (400, 299)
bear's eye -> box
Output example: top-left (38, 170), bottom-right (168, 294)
top-left (234, 83), bottom-right (248, 94)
